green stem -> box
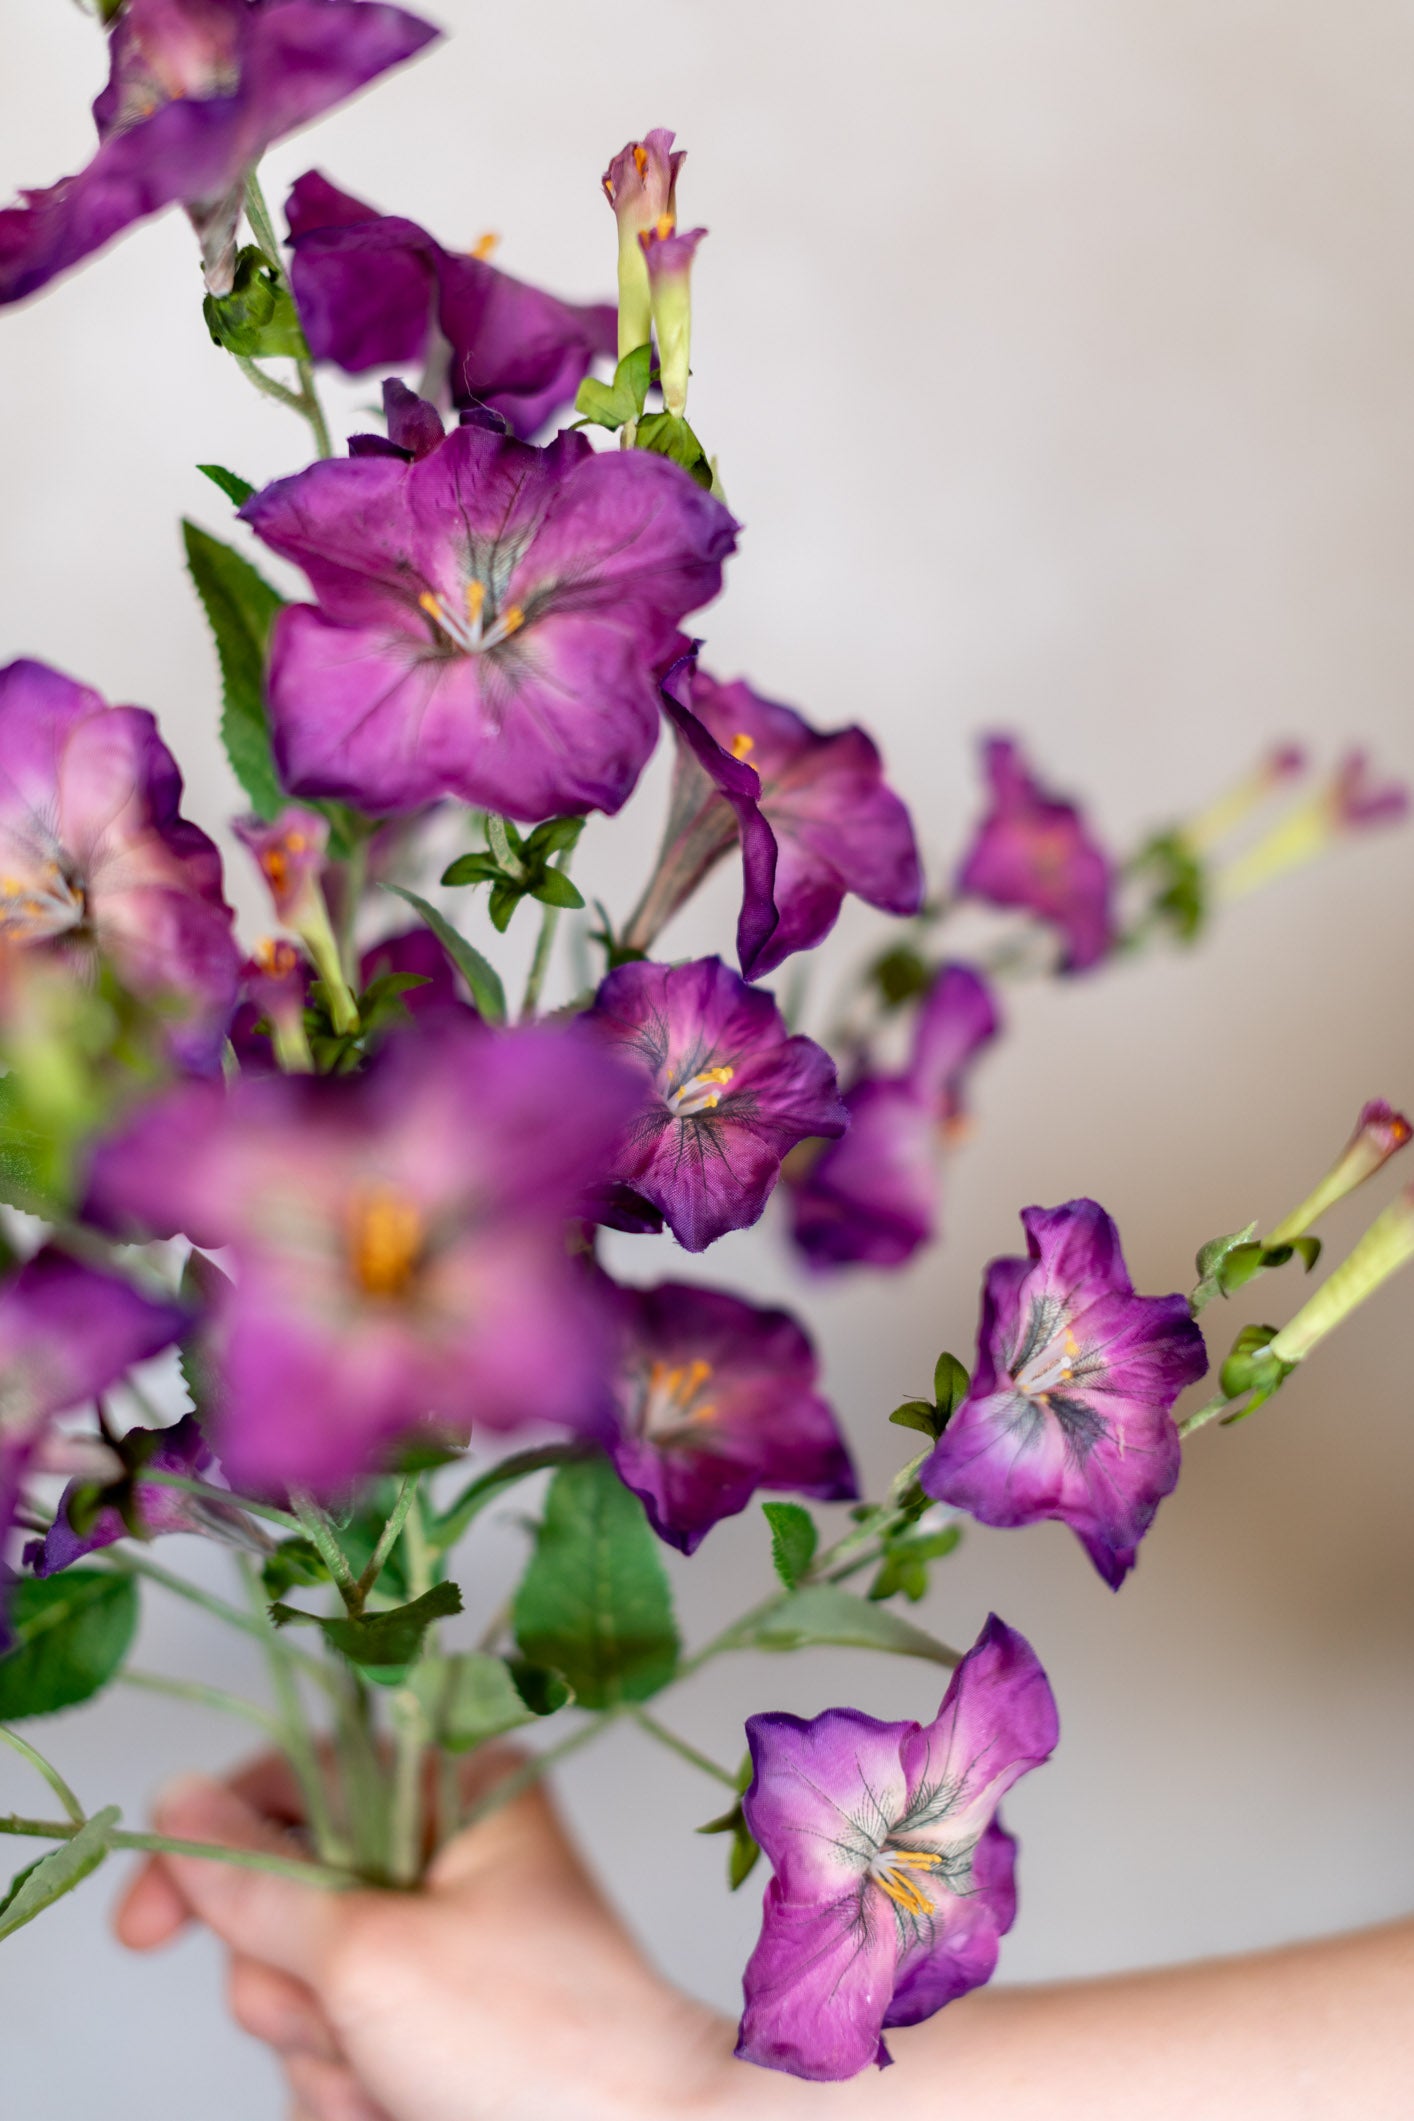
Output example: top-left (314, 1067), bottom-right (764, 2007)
top-left (118, 1668), bottom-right (282, 1738)
top-left (388, 1482), bottom-right (431, 1885)
top-left (354, 1475), bottom-right (418, 1602)
top-left (234, 355), bottom-right (305, 412)
top-left (0, 1727), bottom-right (85, 1826)
top-left (237, 1557), bottom-right (348, 1867)
top-left (0, 1813), bottom-right (351, 1890)
top-left (337, 830), bottom-right (370, 986)
top-left (241, 170), bottom-right (335, 461)
top-left (138, 1468), bottom-right (301, 1535)
top-left (1178, 1391), bottom-right (1233, 1439)
top-left (98, 1550), bottom-right (333, 1686)
top-left (630, 1708), bottom-right (738, 1789)
top-left (291, 1494), bottom-right (361, 1613)
top-left (432, 1442), bottom-right (587, 1553)
top-left (520, 845), bottom-right (577, 1022)
top-left (486, 815), bottom-right (524, 879)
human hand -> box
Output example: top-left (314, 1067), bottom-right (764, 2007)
top-left (114, 1749), bottom-right (740, 2121)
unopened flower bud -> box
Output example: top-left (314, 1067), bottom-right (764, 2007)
top-left (1267, 1182), bottom-right (1414, 1367)
top-left (244, 939), bottom-right (313, 1073)
top-left (234, 808), bottom-right (356, 1035)
top-left (601, 128), bottom-right (685, 360)
top-left (1178, 744), bottom-right (1307, 858)
top-left (1214, 750), bottom-right (1409, 903)
top-left (640, 221), bottom-right (706, 418)
top-left (1266, 1100), bottom-right (1413, 1248)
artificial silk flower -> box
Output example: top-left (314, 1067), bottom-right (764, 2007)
top-left (0, 658), bottom-right (239, 1071)
top-left (628, 664), bottom-right (923, 979)
top-left (639, 221), bottom-right (707, 418)
top-left (233, 805), bottom-right (328, 928)
top-left (601, 128), bottom-right (685, 358)
top-left (24, 1413), bottom-right (257, 1577)
top-left (230, 925), bottom-right (471, 1073)
top-left (84, 1022), bottom-right (639, 1494)
top-left (956, 735), bottom-right (1116, 972)
top-left (0, 0), bottom-right (438, 307)
top-left (788, 964), bottom-right (999, 1270)
top-left (285, 171), bottom-right (618, 439)
top-left (606, 1279), bottom-right (856, 1553)
top-left (587, 956), bottom-right (846, 1253)
top-left (920, 1199), bottom-right (1209, 1587)
top-left (736, 1614), bottom-right (1058, 2081)
top-left (241, 420), bottom-right (738, 822)
top-left (0, 1248), bottom-right (187, 1597)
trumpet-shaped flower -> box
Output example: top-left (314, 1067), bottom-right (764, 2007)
top-left (0, 659), bottom-right (238, 1070)
top-left (606, 1279), bottom-right (856, 1552)
top-left (736, 1614), bottom-right (1058, 2080)
top-left (587, 956), bottom-right (845, 1252)
top-left (84, 1023), bottom-right (639, 1494)
top-left (956, 737), bottom-right (1115, 971)
top-left (24, 1413), bottom-right (256, 1576)
top-left (920, 1200), bottom-right (1209, 1587)
top-left (285, 171), bottom-right (618, 439)
top-left (241, 421), bottom-right (738, 822)
top-left (0, 0), bottom-right (437, 306)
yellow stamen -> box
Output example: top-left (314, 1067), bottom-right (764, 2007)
top-left (500, 604), bottom-right (526, 638)
top-left (348, 1188), bottom-right (424, 1300)
top-left (653, 212), bottom-right (676, 240)
top-left (253, 936), bottom-right (298, 977)
top-left (646, 1357), bottom-right (716, 1429)
top-left (286, 830), bottom-right (308, 855)
top-left (262, 849), bottom-right (288, 891)
top-left (874, 1868), bottom-right (933, 1918)
top-left (469, 231), bottom-right (499, 261)
top-left (419, 590), bottom-right (444, 626)
top-left (465, 579), bottom-right (486, 627)
top-left (729, 732), bottom-right (755, 761)
top-left (632, 144), bottom-right (649, 180)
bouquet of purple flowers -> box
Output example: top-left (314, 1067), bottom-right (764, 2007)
top-left (0, 0), bottom-right (1411, 2086)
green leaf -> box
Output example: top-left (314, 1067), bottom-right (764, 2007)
top-left (0, 1574), bottom-right (138, 1720)
top-left (1215, 1242), bottom-right (1269, 1296)
top-left (524, 817), bottom-right (584, 862)
top-left (260, 1537), bottom-right (329, 1601)
top-left (203, 246), bottom-right (308, 360)
top-left (889, 1398), bottom-right (943, 1441)
top-left (634, 410), bottom-right (713, 487)
top-left (182, 519), bottom-right (285, 819)
top-left (761, 1502), bottom-right (817, 1589)
top-left (724, 1586), bottom-right (959, 1668)
top-left (529, 869), bottom-right (585, 911)
top-left (441, 852), bottom-right (504, 888)
top-left (1218, 1323), bottom-right (1292, 1403)
top-left (870, 945), bottom-right (933, 1009)
top-left (431, 1445), bottom-right (582, 1553)
top-left (197, 464), bottom-right (256, 508)
top-left (573, 344), bottom-right (653, 431)
top-left (513, 1456), bottom-right (680, 1709)
top-left (487, 879), bottom-right (520, 933)
top-left (270, 1581), bottom-right (461, 1682)
top-left (868, 1523), bottom-right (963, 1604)
top-left (0, 1808), bottom-right (120, 1943)
top-left (429, 1652), bottom-right (571, 1754)
top-left (0, 1074), bottom-right (66, 1219)
top-left (380, 886), bottom-right (507, 1025)
top-left (932, 1353), bottom-right (970, 1421)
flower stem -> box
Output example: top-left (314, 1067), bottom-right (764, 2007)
top-left (354, 1474), bottom-right (418, 1602)
top-left (241, 170), bottom-right (335, 462)
top-left (0, 1726), bottom-right (85, 1826)
top-left (0, 1813), bottom-right (351, 1889)
top-left (290, 1493), bottom-right (361, 1613)
top-left (520, 845), bottom-right (577, 1021)
top-left (98, 1549), bottom-right (332, 1686)
top-left (118, 1668), bottom-right (282, 1738)
top-left (388, 1481), bottom-right (431, 1885)
top-left (237, 1556), bottom-right (348, 1866)
top-left (138, 1467), bottom-right (301, 1534)
top-left (629, 1708), bottom-right (738, 1789)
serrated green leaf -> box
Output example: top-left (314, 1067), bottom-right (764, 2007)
top-left (429, 1651), bottom-right (571, 1754)
top-left (513, 1456), bottom-right (680, 1709)
top-left (182, 520), bottom-right (285, 819)
top-left (724, 1585), bottom-right (960, 1668)
top-left (271, 1581), bottom-right (461, 1681)
top-left (0, 1808), bottom-right (120, 1943)
top-left (761, 1502), bottom-right (817, 1589)
top-left (0, 1574), bottom-right (138, 1720)
top-left (197, 464), bottom-right (256, 508)
top-left (380, 886), bottom-right (506, 1024)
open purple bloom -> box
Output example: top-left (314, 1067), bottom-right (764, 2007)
top-left (85, 1022), bottom-right (638, 1495)
top-left (0, 0), bottom-right (437, 307)
top-left (921, 1200), bottom-right (1209, 1587)
top-left (956, 737), bottom-right (1116, 972)
top-left (606, 1279), bottom-right (856, 1553)
top-left (628, 664), bottom-right (923, 980)
top-left (241, 422), bottom-right (738, 822)
top-left (0, 659), bottom-right (238, 1070)
top-left (736, 1614), bottom-right (1058, 2081)
top-left (588, 956), bottom-right (846, 1253)
top-left (0, 1248), bottom-right (186, 1592)
top-left (24, 1413), bottom-right (256, 1577)
top-left (788, 964), bottom-right (999, 1271)
top-left (285, 171), bottom-right (618, 439)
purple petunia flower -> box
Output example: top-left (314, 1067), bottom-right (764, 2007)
top-left (24, 1413), bottom-right (257, 1577)
top-left (0, 1248), bottom-right (187, 1593)
top-left (956, 736), bottom-right (1116, 972)
top-left (626, 663), bottom-right (923, 980)
top-left (0, 0), bottom-right (438, 307)
top-left (285, 171), bottom-right (618, 439)
top-left (787, 964), bottom-right (999, 1271)
top-left (0, 658), bottom-right (239, 1070)
top-left (233, 805), bottom-right (329, 929)
top-left (601, 128), bottom-right (685, 359)
top-left (240, 421), bottom-right (738, 823)
top-left (587, 956), bottom-right (846, 1253)
top-left (84, 1021), bottom-right (639, 1495)
top-left (920, 1200), bottom-right (1209, 1588)
top-left (606, 1278), bottom-right (857, 1553)
top-left (736, 1614), bottom-right (1058, 2080)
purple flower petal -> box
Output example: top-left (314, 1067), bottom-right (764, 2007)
top-left (957, 736), bottom-right (1115, 972)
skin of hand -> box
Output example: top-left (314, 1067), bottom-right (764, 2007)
top-left (116, 1751), bottom-right (1414, 2121)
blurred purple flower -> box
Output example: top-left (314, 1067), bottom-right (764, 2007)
top-left (0, 658), bottom-right (238, 1070)
top-left (230, 925), bottom-right (470, 1072)
top-left (241, 423), bottom-right (738, 822)
top-left (285, 171), bottom-right (618, 438)
top-left (233, 805), bottom-right (328, 928)
top-left (606, 1278), bottom-right (856, 1553)
top-left (84, 1022), bottom-right (638, 1495)
top-left (736, 1614), bottom-right (1058, 2080)
top-left (24, 1413), bottom-right (256, 1576)
top-left (628, 664), bottom-right (923, 980)
top-left (0, 0), bottom-right (438, 307)
top-left (588, 956), bottom-right (845, 1253)
top-left (788, 964), bottom-right (999, 1270)
top-left (921, 1199), bottom-right (1208, 1588)
top-left (956, 736), bottom-right (1115, 971)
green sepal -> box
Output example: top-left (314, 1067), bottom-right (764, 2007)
top-left (0, 1573), bottom-right (138, 1720)
top-left (870, 945), bottom-right (933, 1008)
top-left (380, 885), bottom-right (507, 1024)
top-left (721, 1585), bottom-right (959, 1667)
top-left (1129, 830), bottom-right (1208, 944)
top-left (634, 410), bottom-right (713, 488)
top-left (572, 345), bottom-right (653, 432)
top-left (0, 1807), bottom-right (121, 1943)
top-left (868, 1523), bottom-right (963, 1604)
top-left (1190, 1222), bottom-right (1259, 1311)
top-left (182, 519), bottom-right (286, 819)
top-left (529, 868), bottom-right (586, 911)
top-left (512, 1455), bottom-right (680, 1709)
top-left (1218, 1323), bottom-right (1294, 1405)
top-left (761, 1501), bottom-right (817, 1589)
top-left (443, 816), bottom-right (584, 933)
top-left (888, 1399), bottom-right (941, 1439)
top-left (203, 246), bottom-right (308, 360)
top-left (270, 1580), bottom-right (462, 1682)
top-left (197, 464), bottom-right (257, 508)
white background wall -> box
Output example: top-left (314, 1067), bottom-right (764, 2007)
top-left (2, 1), bottom-right (1414, 2111)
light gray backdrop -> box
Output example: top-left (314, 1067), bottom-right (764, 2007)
top-left (2, 0), bottom-right (1413, 2111)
